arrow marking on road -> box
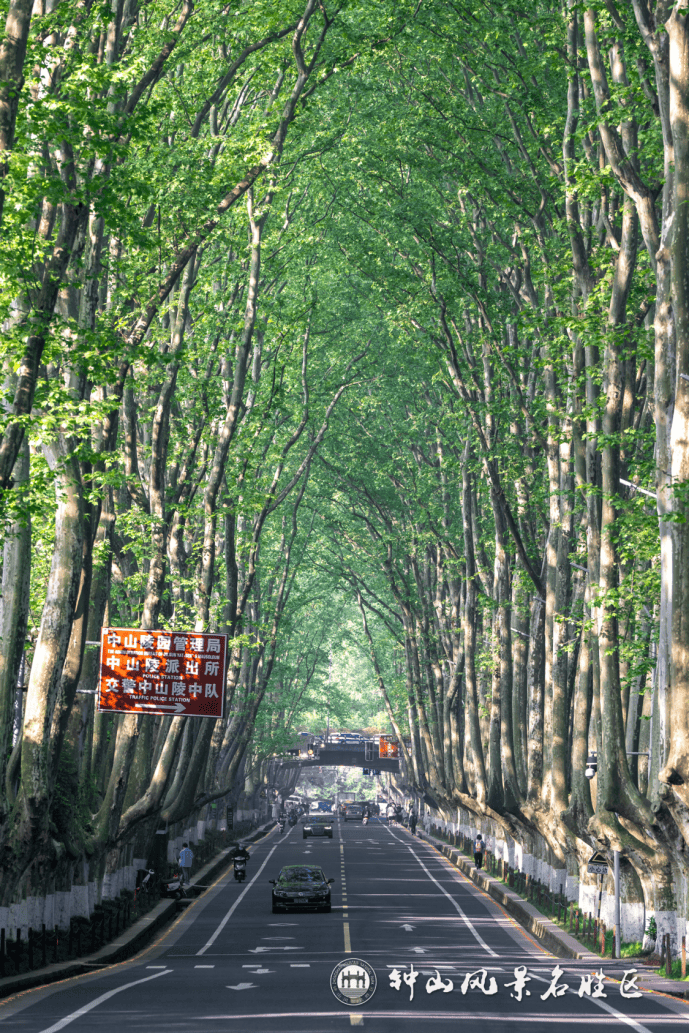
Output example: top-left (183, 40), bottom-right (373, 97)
top-left (410, 947), bottom-right (427, 953)
top-left (227, 983), bottom-right (258, 990)
top-left (248, 946), bottom-right (303, 953)
top-left (401, 924), bottom-right (415, 931)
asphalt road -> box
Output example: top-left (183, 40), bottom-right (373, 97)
top-left (1, 818), bottom-right (688, 1032)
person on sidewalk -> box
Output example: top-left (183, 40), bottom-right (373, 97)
top-left (473, 833), bottom-right (485, 869)
top-left (409, 808), bottom-right (418, 835)
top-left (179, 842), bottom-right (194, 885)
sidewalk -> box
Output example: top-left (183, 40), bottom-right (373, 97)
top-left (416, 828), bottom-right (689, 1000)
top-left (0, 822), bottom-right (276, 1000)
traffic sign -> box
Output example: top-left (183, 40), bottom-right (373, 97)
top-left (379, 736), bottom-right (399, 759)
top-left (98, 627), bottom-right (227, 718)
top-left (587, 851), bottom-right (609, 875)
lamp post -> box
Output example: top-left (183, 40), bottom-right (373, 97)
top-left (584, 752), bottom-right (611, 945)
top-left (584, 749), bottom-right (649, 959)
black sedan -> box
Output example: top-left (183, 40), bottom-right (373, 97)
top-left (269, 865), bottom-right (334, 913)
top-left (302, 815), bottom-right (333, 839)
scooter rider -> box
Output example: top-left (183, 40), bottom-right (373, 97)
top-left (234, 843), bottom-right (250, 863)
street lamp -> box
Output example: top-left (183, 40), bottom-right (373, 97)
top-left (584, 751), bottom-right (619, 956)
top-left (583, 746), bottom-right (650, 960)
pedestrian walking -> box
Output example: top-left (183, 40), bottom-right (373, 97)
top-left (179, 842), bottom-right (194, 885)
top-left (409, 808), bottom-right (417, 835)
top-left (473, 833), bottom-right (484, 869)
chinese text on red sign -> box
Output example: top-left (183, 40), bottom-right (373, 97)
top-left (98, 628), bottom-right (227, 717)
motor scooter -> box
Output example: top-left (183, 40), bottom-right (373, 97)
top-left (234, 857), bottom-right (247, 883)
top-left (161, 868), bottom-right (186, 900)
top-left (136, 867), bottom-right (155, 890)
top-left (362, 815), bottom-right (369, 826)
top-left (278, 817), bottom-right (286, 833)
top-left (288, 813), bottom-right (298, 827)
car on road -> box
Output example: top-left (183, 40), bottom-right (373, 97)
top-left (342, 803), bottom-right (364, 821)
top-left (269, 865), bottom-right (334, 912)
top-left (302, 815), bottom-right (334, 839)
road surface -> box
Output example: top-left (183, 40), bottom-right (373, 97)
top-left (1, 818), bottom-right (687, 1032)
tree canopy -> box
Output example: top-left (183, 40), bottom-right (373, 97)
top-left (1, 0), bottom-right (689, 948)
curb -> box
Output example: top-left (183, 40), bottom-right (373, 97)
top-left (0, 821), bottom-right (276, 1000)
top-left (417, 829), bottom-right (689, 1000)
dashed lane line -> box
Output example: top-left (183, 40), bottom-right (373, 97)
top-left (340, 840), bottom-right (351, 952)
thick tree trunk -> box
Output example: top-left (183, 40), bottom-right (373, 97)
top-left (0, 433), bottom-right (30, 812)
top-left (659, 13), bottom-right (689, 795)
top-left (462, 461), bottom-right (486, 803)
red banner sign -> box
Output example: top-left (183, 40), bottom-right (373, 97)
top-left (98, 627), bottom-right (227, 718)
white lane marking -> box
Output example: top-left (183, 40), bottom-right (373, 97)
top-left (227, 982), bottom-right (257, 990)
top-left (35, 969), bottom-right (172, 1033)
top-left (582, 997), bottom-right (654, 1033)
top-left (200, 1012), bottom-right (689, 1022)
top-left (290, 963), bottom-right (311, 967)
top-left (528, 971), bottom-right (656, 1033)
top-left (262, 936), bottom-right (294, 940)
top-left (386, 826), bottom-right (497, 957)
top-left (248, 946), bottom-right (303, 953)
top-left (146, 965), bottom-right (167, 968)
top-left (195, 964), bottom-right (215, 968)
top-left (196, 842), bottom-right (279, 955)
top-left (385, 963), bottom-right (457, 969)
top-left (252, 968), bottom-right (273, 973)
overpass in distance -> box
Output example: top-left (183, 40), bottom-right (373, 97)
top-left (284, 743), bottom-right (400, 773)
